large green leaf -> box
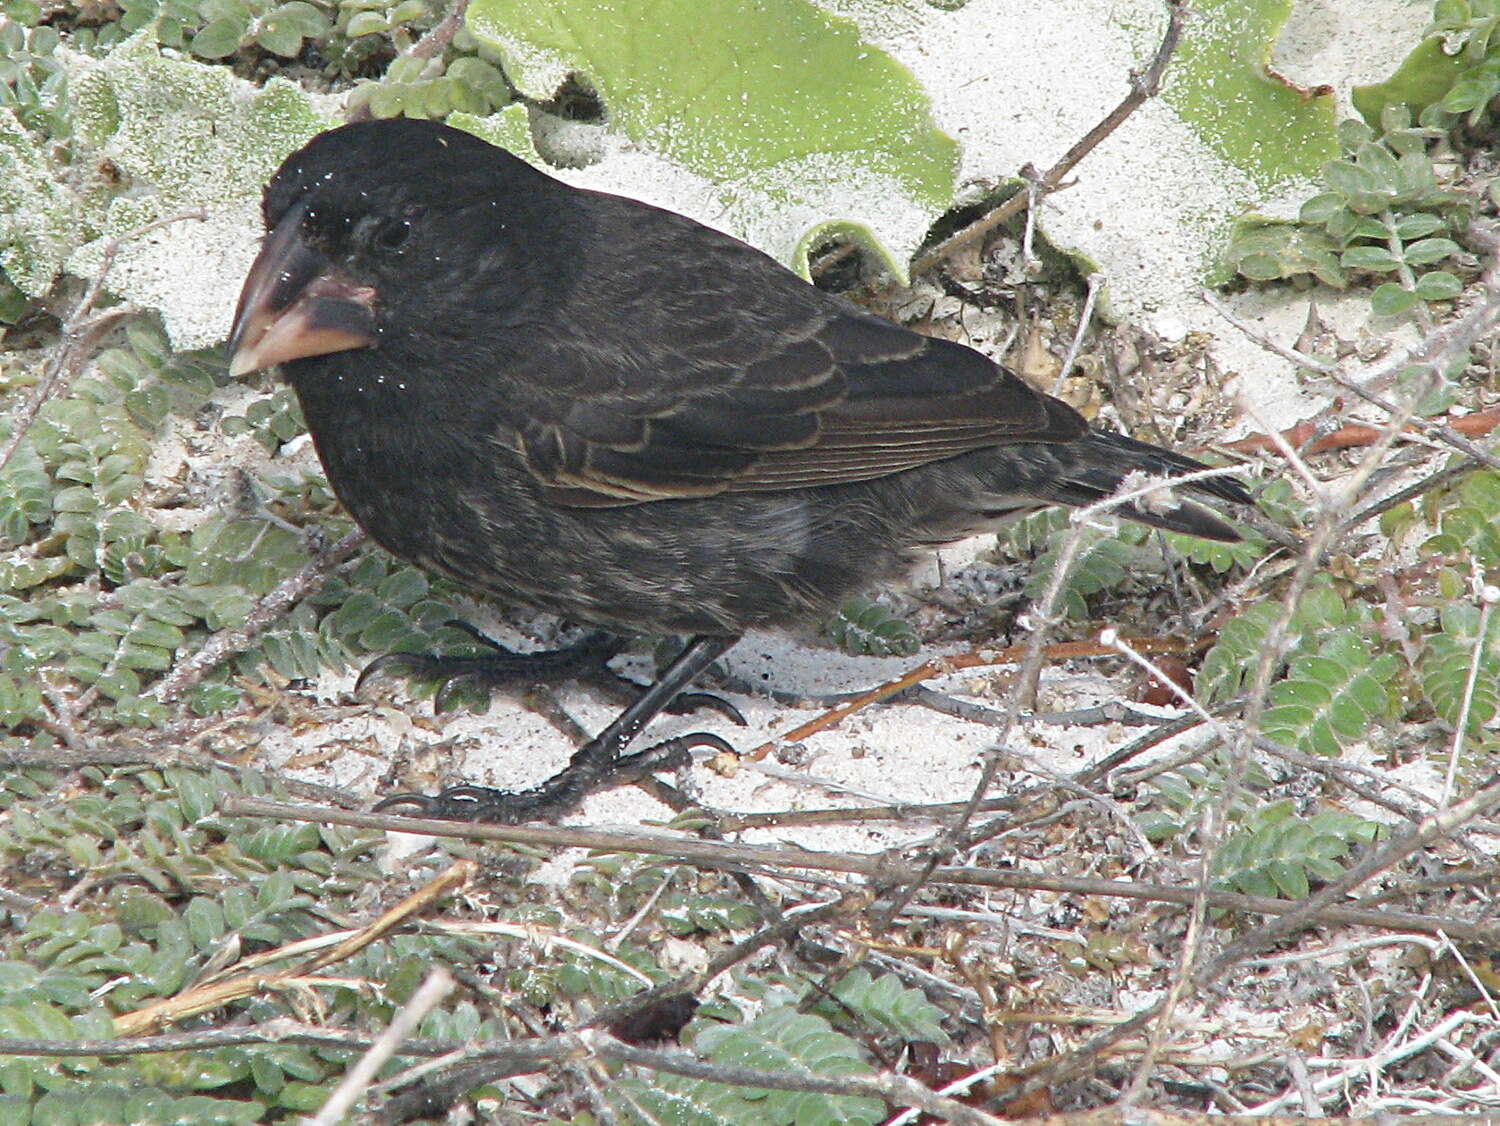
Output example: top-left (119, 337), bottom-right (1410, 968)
top-left (0, 108), bottom-right (80, 296)
top-left (1163, 0), bottom-right (1338, 190)
top-left (62, 30), bottom-right (331, 347)
top-left (1352, 36), bottom-right (1473, 125)
top-left (465, 0), bottom-right (957, 276)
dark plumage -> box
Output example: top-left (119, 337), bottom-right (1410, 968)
top-left (230, 118), bottom-right (1248, 822)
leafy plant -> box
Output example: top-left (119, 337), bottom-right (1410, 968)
top-left (1355, 0), bottom-right (1500, 130)
top-left (1161, 527), bottom-right (1267, 573)
top-left (0, 18), bottom-right (68, 137)
top-left (1135, 752), bottom-right (1274, 843)
top-left (1196, 579), bottom-right (1361, 704)
top-left (346, 51), bottom-right (512, 119)
top-left (1260, 628), bottom-right (1401, 757)
top-left (118, 0), bottom-right (330, 60)
top-left (1020, 521), bottom-right (1142, 619)
top-left (826, 596), bottom-right (919, 658)
top-left (1417, 600), bottom-right (1500, 739)
top-left (1213, 801), bottom-right (1382, 899)
top-left (616, 1006), bottom-right (885, 1126)
top-left (817, 968), bottom-right (950, 1047)
top-left (1224, 109), bottom-right (1471, 318)
top-left (0, 765), bottom-right (538, 1120)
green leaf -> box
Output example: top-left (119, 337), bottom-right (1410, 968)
top-left (1371, 282), bottom-right (1419, 316)
top-left (1403, 237), bottom-right (1461, 266)
top-left (1354, 142), bottom-right (1402, 192)
top-left (1413, 270), bottom-right (1463, 300)
top-left (1394, 212), bottom-right (1447, 239)
top-left (1324, 159), bottom-right (1382, 201)
top-left (1350, 216), bottom-right (1392, 240)
top-left (1023, 523), bottom-right (1141, 620)
top-left (255, 11), bottom-right (309, 57)
top-left (1197, 579), bottom-right (1349, 703)
top-left (1417, 602), bottom-right (1500, 736)
top-left (189, 16), bottom-right (246, 58)
top-left (1440, 66), bottom-right (1500, 114)
top-left (1161, 530), bottom-right (1265, 573)
top-left (1215, 802), bottom-right (1378, 900)
top-left (826, 969), bottom-right (950, 1045)
top-left (1394, 150), bottom-right (1440, 198)
top-left (1223, 218), bottom-right (1345, 287)
top-left (1161, 0), bottom-right (1337, 190)
top-left (1340, 245), bottom-right (1401, 272)
top-left (273, 1), bottom-right (326, 36)
top-left (1261, 629), bottom-right (1398, 757)
top-left (826, 597), bottom-right (918, 658)
top-left (345, 10), bottom-right (387, 36)
top-left (1298, 191), bottom-right (1347, 225)
top-left (1353, 37), bottom-right (1472, 124)
top-left (465, 0), bottom-right (956, 277)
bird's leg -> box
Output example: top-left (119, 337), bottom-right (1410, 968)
top-left (357, 625), bottom-right (743, 723)
top-left (374, 634), bottom-right (740, 823)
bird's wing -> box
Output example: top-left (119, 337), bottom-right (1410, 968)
top-left (509, 218), bottom-right (1086, 508)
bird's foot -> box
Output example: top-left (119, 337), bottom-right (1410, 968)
top-left (357, 623), bottom-right (744, 723)
top-left (373, 731), bottom-right (737, 823)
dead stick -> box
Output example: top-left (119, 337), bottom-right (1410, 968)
top-left (221, 797), bottom-right (1500, 944)
top-left (743, 635), bottom-right (1198, 760)
top-left (113, 859), bottom-right (474, 1035)
top-left (911, 0), bottom-right (1186, 275)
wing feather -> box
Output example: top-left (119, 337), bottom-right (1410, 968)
top-left (505, 196), bottom-right (1086, 507)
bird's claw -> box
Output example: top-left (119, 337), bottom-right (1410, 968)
top-left (356, 627), bottom-right (740, 722)
top-left (661, 691), bottom-right (746, 726)
top-left (354, 650), bottom-right (442, 695)
top-left (373, 784), bottom-right (530, 823)
top-left (373, 731), bottom-right (739, 823)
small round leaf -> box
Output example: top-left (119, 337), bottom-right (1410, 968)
top-left (1370, 282), bottom-right (1418, 316)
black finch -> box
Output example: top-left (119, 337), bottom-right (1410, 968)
top-left (230, 118), bottom-right (1248, 822)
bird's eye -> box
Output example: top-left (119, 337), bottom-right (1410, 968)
top-left (376, 220), bottom-right (411, 252)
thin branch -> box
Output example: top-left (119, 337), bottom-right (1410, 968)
top-left (113, 858), bottom-right (474, 1035)
top-left (220, 797), bottom-right (1500, 943)
top-left (1443, 579), bottom-right (1495, 806)
top-left (743, 633), bottom-right (1205, 759)
top-left (308, 968), bottom-right (455, 1126)
top-left (0, 1021), bottom-right (1493, 1126)
top-left (0, 727), bottom-right (368, 809)
top-left (583, 1030), bottom-right (1008, 1126)
top-left (151, 529), bottom-right (366, 705)
top-left (405, 0), bottom-right (468, 59)
top-left (994, 773), bottom-right (1500, 1109)
top-left (911, 0), bottom-right (1186, 275)
top-left (1202, 287), bottom-right (1500, 473)
top-left (395, 897), bottom-right (859, 1115)
top-left (1336, 459), bottom-right (1475, 537)
top-left (866, 463), bottom-right (1243, 934)
top-left (1246, 1010), bottom-right (1485, 1116)
top-left (1052, 272), bottom-right (1106, 395)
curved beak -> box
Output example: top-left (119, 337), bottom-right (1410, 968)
top-left (229, 201), bottom-right (378, 377)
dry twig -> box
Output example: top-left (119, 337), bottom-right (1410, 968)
top-left (221, 797), bottom-right (1500, 944)
top-left (113, 858), bottom-right (474, 1035)
top-left (911, 1), bottom-right (1187, 275)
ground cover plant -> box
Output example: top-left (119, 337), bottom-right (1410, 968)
top-left (0, 0), bottom-right (1498, 1123)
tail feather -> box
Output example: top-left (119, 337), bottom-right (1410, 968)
top-left (1038, 430), bottom-right (1248, 542)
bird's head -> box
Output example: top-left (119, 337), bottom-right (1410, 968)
top-left (229, 118), bottom-right (562, 378)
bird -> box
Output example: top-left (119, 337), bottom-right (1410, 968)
top-left (228, 118), bottom-right (1248, 824)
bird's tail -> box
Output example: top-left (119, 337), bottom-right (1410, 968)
top-left (1023, 430), bottom-right (1250, 542)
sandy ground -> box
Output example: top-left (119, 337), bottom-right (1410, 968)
top-left (223, 0), bottom-right (1461, 849)
top-left (76, 0), bottom-right (1454, 852)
